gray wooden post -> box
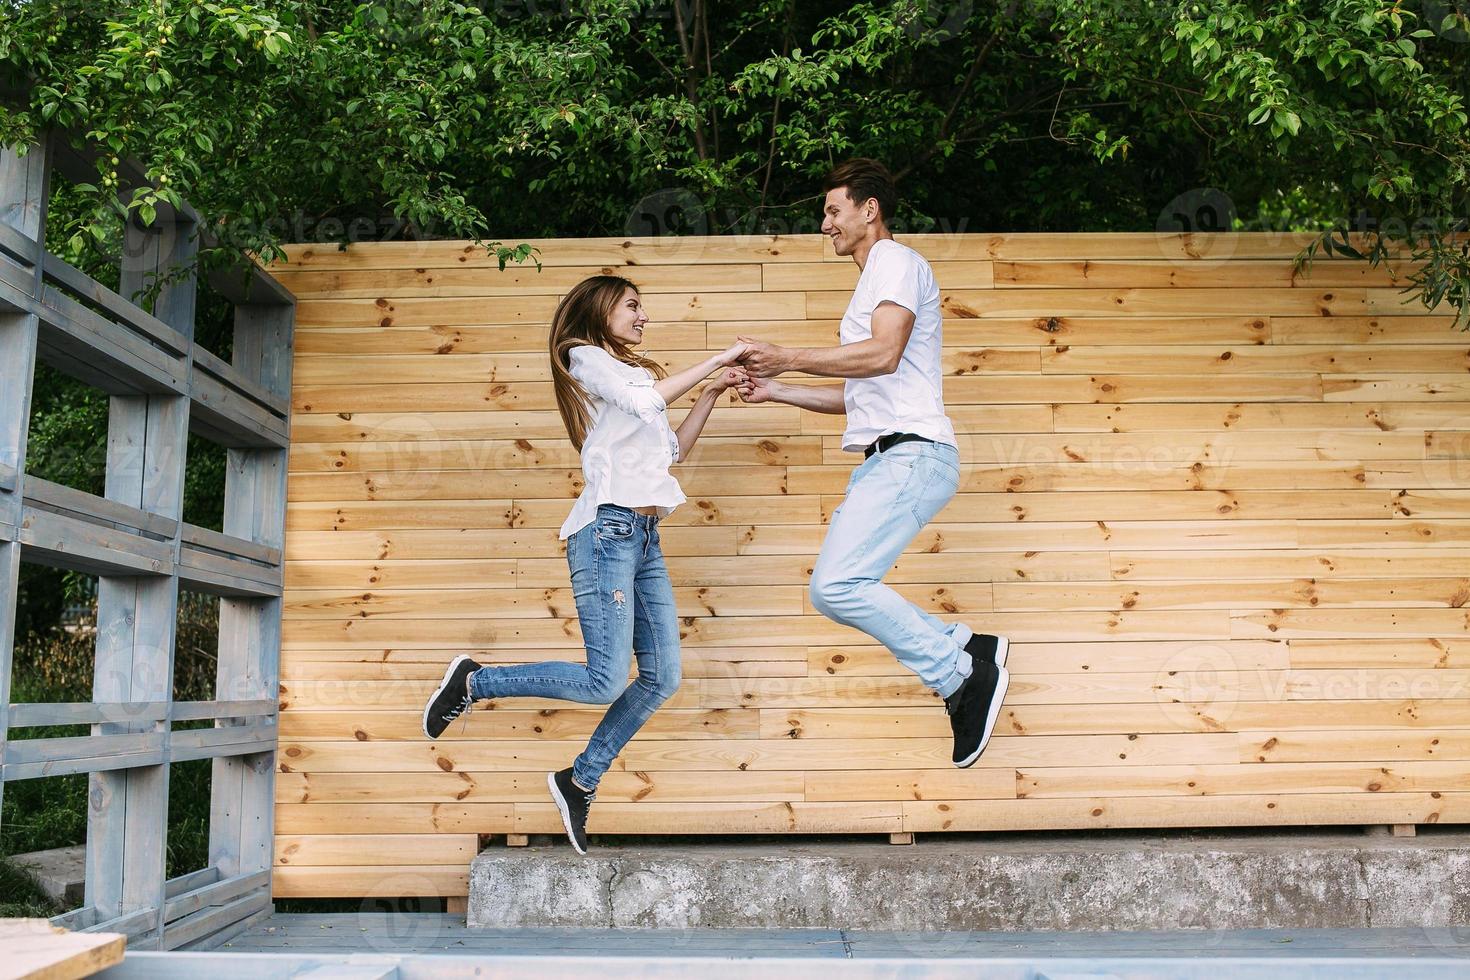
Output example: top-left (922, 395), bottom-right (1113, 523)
top-left (0, 137), bottom-right (47, 833)
top-left (87, 200), bottom-right (197, 943)
top-left (209, 303), bottom-right (293, 883)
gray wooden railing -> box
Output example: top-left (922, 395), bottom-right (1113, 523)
top-left (0, 129), bottom-right (294, 950)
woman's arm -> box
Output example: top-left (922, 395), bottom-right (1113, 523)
top-left (569, 343), bottom-right (748, 426)
top-left (653, 343), bottom-right (748, 408)
top-left (673, 369), bottom-right (741, 462)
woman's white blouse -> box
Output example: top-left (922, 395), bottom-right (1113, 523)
top-left (558, 345), bottom-right (686, 540)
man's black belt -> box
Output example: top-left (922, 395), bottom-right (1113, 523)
top-left (864, 432), bottom-right (934, 459)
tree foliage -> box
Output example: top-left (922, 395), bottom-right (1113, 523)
top-left (0, 0), bottom-right (1464, 309)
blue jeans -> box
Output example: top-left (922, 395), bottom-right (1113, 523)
top-left (809, 440), bottom-right (974, 698)
top-left (467, 504), bottom-right (681, 791)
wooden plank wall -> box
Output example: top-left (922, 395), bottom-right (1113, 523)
top-left (266, 232), bottom-right (1470, 899)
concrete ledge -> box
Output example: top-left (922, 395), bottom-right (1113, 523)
top-left (11, 845), bottom-right (85, 908)
top-left (468, 830), bottom-right (1470, 930)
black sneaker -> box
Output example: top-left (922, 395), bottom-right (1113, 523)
top-left (548, 768), bottom-right (594, 855)
top-left (965, 632), bottom-right (1009, 668)
top-left (422, 654), bottom-right (480, 739)
top-left (944, 661), bottom-right (1010, 768)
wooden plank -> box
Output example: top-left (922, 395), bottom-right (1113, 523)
top-left (273, 802), bottom-right (515, 835)
top-left (1054, 401), bottom-right (1470, 432)
top-left (889, 430), bottom-right (1424, 464)
top-left (282, 585), bottom-right (809, 620)
top-left (940, 372), bottom-right (1326, 405)
top-left (273, 733), bottom-right (1240, 774)
top-left (277, 707), bottom-right (758, 741)
top-left (283, 525), bottom-right (735, 561)
top-left (276, 770), bottom-right (804, 804)
top-left (771, 699), bottom-right (1470, 739)
top-left (24, 476), bottom-right (178, 538)
top-left (1272, 315), bottom-right (1462, 344)
top-left (709, 315), bottom-right (1271, 348)
top-left (273, 235), bottom-right (826, 270)
top-left (37, 286), bottom-right (189, 395)
top-left (512, 801), bottom-right (904, 836)
top-left (1242, 728), bottom-right (1470, 763)
top-left (284, 559), bottom-right (516, 590)
top-left (289, 404), bottom-right (801, 442)
top-left (192, 343), bottom-right (291, 417)
top-left (277, 608), bottom-right (1230, 654)
top-left (993, 259), bottom-right (1407, 289)
top-left (796, 461), bottom-right (1369, 494)
top-left (294, 321), bottom-right (709, 354)
top-left (1232, 607), bottom-right (1470, 639)
top-left (1016, 760), bottom-right (1470, 799)
top-left (1323, 375), bottom-right (1470, 402)
top-left (297, 291), bottom-right (805, 328)
top-left (18, 505), bottom-right (174, 576)
top-left (275, 834), bottom-right (477, 867)
top-left (7, 701), bottom-right (169, 728)
top-left (189, 364), bottom-right (290, 449)
top-left (762, 260), bottom-right (994, 291)
top-left (270, 866), bottom-right (467, 898)
top-left (177, 546), bottom-right (282, 598)
top-left (1, 919), bottom-right (125, 980)
top-left (818, 490), bottom-right (1395, 524)
top-left (42, 250), bottom-right (189, 354)
top-left (900, 792), bottom-right (1470, 833)
top-left (740, 519), bottom-right (1302, 555)
top-left (1288, 638), bottom-right (1470, 669)
top-left (180, 522), bottom-right (280, 565)
top-left (273, 263), bottom-right (762, 298)
top-left (284, 466), bottom-right (789, 502)
top-left (1041, 344), bottom-right (1470, 376)
top-left (286, 436), bottom-right (821, 473)
top-left (1112, 549), bottom-right (1470, 581)
top-left (806, 287), bottom-right (1384, 320)
top-left (994, 577), bottom-right (1470, 611)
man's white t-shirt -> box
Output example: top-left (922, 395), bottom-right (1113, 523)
top-left (839, 238), bottom-right (957, 453)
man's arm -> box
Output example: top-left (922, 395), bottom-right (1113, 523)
top-left (736, 373), bottom-right (847, 414)
top-left (739, 302), bottom-right (915, 379)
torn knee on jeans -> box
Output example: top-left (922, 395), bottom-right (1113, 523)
top-left (611, 589), bottom-right (626, 607)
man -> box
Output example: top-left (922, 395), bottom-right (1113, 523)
top-left (733, 158), bottom-right (1009, 767)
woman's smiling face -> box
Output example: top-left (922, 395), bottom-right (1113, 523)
top-left (606, 286), bottom-right (648, 346)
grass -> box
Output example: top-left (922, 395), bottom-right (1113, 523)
top-left (2, 593), bottom-right (223, 910)
top-left (0, 856), bottom-right (61, 918)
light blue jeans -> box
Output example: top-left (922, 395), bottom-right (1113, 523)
top-left (809, 440), bottom-right (975, 698)
top-left (467, 504), bottom-right (681, 792)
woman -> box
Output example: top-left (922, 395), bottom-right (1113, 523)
top-left (421, 274), bottom-right (748, 855)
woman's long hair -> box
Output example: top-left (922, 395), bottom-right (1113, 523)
top-left (550, 275), bottom-right (668, 451)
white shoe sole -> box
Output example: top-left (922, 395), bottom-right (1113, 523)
top-left (547, 771), bottom-right (588, 856)
top-left (955, 666), bottom-right (1010, 769)
top-left (422, 653), bottom-right (473, 740)
top-left (992, 635), bottom-right (1009, 670)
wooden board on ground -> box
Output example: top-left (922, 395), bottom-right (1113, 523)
top-left (1, 919), bottom-right (126, 980)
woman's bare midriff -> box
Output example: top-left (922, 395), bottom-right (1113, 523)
top-left (631, 505), bottom-right (659, 516)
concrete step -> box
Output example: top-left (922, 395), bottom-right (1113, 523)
top-left (468, 830), bottom-right (1470, 930)
top-left (10, 844), bottom-right (85, 909)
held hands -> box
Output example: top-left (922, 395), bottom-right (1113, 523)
top-left (728, 366), bottom-right (776, 404)
top-left (708, 337), bottom-right (787, 402)
top-left (734, 335), bottom-right (793, 377)
top-left (706, 366), bottom-right (746, 394)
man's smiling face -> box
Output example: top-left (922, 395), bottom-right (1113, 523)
top-left (821, 186), bottom-right (873, 257)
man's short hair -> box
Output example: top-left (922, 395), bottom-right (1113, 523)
top-left (823, 158), bottom-right (898, 224)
